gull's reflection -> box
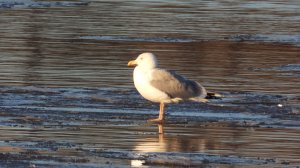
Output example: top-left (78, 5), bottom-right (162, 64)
top-left (158, 123), bottom-right (164, 134)
top-left (133, 123), bottom-right (166, 152)
top-left (131, 125), bottom-right (164, 167)
top-left (133, 124), bottom-right (251, 154)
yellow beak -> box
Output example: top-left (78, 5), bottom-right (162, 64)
top-left (127, 60), bottom-right (137, 67)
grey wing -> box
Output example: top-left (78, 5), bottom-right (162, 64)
top-left (150, 69), bottom-right (206, 99)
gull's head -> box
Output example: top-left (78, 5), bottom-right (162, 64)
top-left (128, 53), bottom-right (158, 70)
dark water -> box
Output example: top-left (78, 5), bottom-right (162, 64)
top-left (0, 0), bottom-right (300, 167)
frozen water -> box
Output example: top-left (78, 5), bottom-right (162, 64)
top-left (0, 0), bottom-right (89, 8)
top-left (228, 34), bottom-right (300, 46)
top-left (80, 35), bottom-right (194, 43)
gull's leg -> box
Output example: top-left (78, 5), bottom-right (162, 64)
top-left (158, 102), bottom-right (165, 121)
top-left (148, 102), bottom-right (165, 123)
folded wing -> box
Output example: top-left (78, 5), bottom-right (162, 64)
top-left (150, 69), bottom-right (206, 99)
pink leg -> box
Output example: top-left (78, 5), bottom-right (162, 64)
top-left (148, 102), bottom-right (165, 123)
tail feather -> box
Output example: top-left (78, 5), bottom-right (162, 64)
top-left (205, 92), bottom-right (222, 99)
top-left (189, 92), bottom-right (222, 103)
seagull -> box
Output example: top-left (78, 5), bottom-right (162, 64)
top-left (128, 53), bottom-right (207, 123)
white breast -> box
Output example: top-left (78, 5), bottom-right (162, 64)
top-left (133, 67), bottom-right (169, 103)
